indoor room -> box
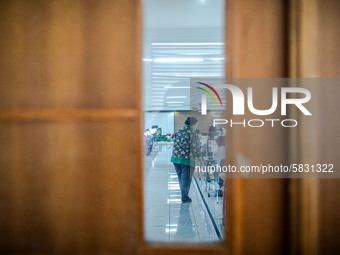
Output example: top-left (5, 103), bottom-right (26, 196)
top-left (0, 0), bottom-right (339, 255)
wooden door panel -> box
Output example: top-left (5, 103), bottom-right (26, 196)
top-left (0, 0), bottom-right (139, 110)
top-left (0, 1), bottom-right (142, 253)
top-left (289, 0), bottom-right (340, 254)
top-left (0, 120), bottom-right (139, 253)
top-left (226, 0), bottom-right (287, 254)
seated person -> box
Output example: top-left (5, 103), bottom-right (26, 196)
top-left (208, 126), bottom-right (216, 139)
top-left (213, 136), bottom-right (226, 171)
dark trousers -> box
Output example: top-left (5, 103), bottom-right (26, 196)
top-left (173, 163), bottom-right (193, 200)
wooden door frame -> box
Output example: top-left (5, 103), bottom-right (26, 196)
top-left (138, 0), bottom-right (288, 254)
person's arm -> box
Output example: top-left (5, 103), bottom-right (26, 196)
top-left (192, 132), bottom-right (203, 165)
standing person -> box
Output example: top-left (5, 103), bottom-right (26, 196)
top-left (171, 117), bottom-right (203, 203)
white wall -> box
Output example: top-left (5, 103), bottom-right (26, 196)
top-left (144, 112), bottom-right (175, 135)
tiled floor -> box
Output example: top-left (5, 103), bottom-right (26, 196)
top-left (144, 142), bottom-right (220, 243)
top-left (195, 177), bottom-right (224, 236)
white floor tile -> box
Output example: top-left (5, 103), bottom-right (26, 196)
top-left (144, 143), bottom-right (220, 243)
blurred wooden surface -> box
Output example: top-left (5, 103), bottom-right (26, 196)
top-left (226, 0), bottom-right (288, 255)
top-left (289, 0), bottom-right (340, 254)
top-left (0, 0), bottom-right (142, 254)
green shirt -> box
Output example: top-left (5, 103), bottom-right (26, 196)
top-left (171, 125), bottom-right (201, 166)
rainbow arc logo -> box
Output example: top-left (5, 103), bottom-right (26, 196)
top-left (196, 82), bottom-right (222, 115)
top-left (196, 82), bottom-right (222, 105)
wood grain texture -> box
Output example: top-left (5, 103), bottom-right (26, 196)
top-left (0, 0), bottom-right (142, 254)
top-left (288, 1), bottom-right (340, 254)
top-left (0, 0), bottom-right (140, 110)
top-left (0, 109), bottom-right (138, 121)
top-left (226, 0), bottom-right (288, 255)
top-left (0, 120), bottom-right (140, 253)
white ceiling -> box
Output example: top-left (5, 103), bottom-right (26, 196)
top-left (144, 0), bottom-right (225, 29)
top-left (143, 0), bottom-right (225, 111)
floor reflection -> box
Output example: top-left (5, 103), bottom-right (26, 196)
top-left (175, 203), bottom-right (196, 239)
top-left (144, 142), bottom-right (219, 243)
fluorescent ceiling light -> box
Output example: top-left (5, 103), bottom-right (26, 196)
top-left (167, 101), bottom-right (184, 104)
top-left (210, 57), bottom-right (225, 61)
top-left (142, 58), bottom-right (152, 62)
top-left (167, 104), bottom-right (184, 107)
top-left (153, 58), bottom-right (204, 63)
top-left (165, 228), bottom-right (177, 233)
top-left (152, 87), bottom-right (169, 90)
top-left (180, 53), bottom-right (216, 55)
top-left (164, 86), bottom-right (190, 89)
top-left (151, 42), bottom-right (224, 46)
top-left (166, 96), bottom-right (187, 98)
top-left (155, 73), bottom-right (222, 77)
